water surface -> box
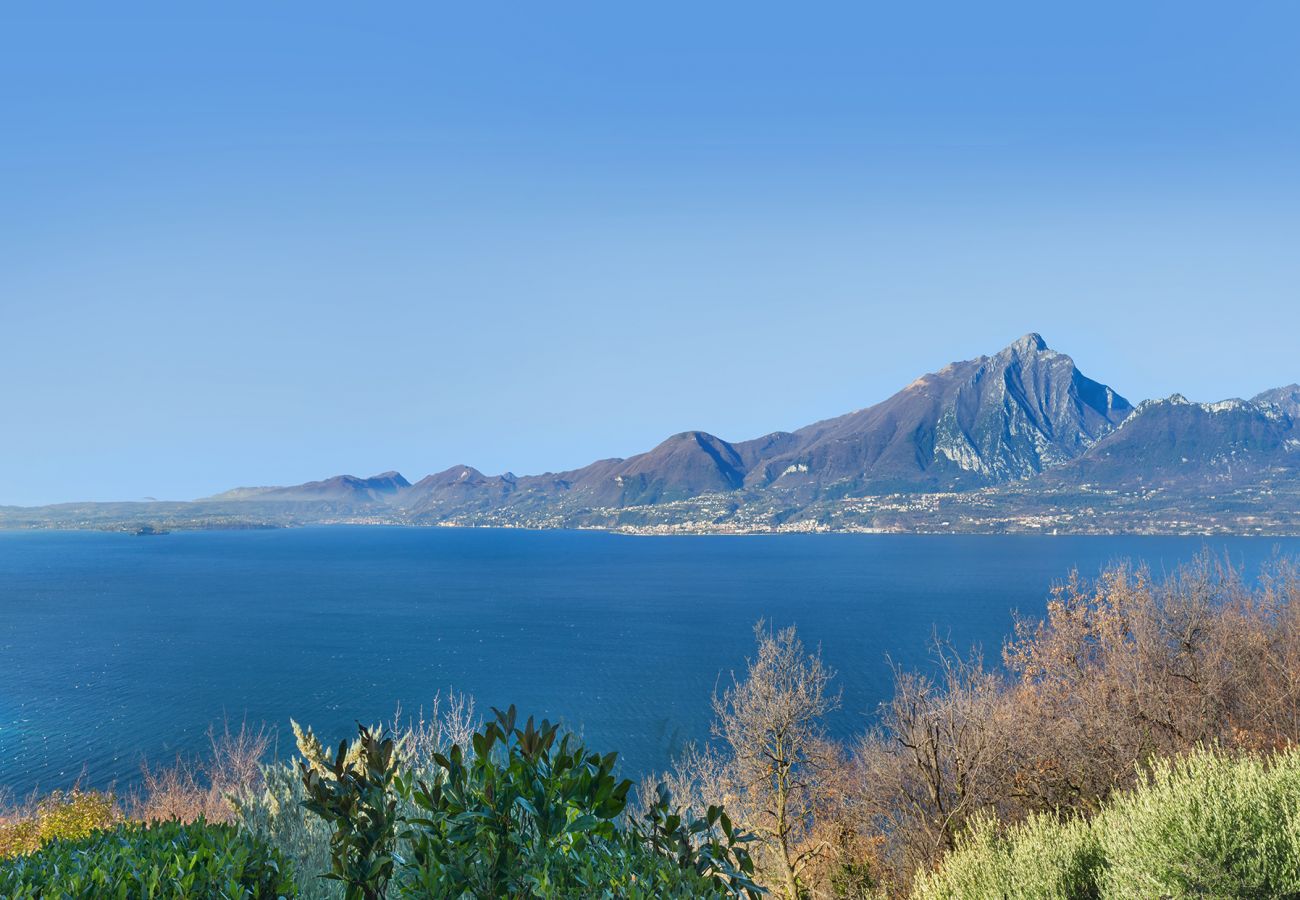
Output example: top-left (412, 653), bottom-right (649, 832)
top-left (2, 528), bottom-right (1296, 794)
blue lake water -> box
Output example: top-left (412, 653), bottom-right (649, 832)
top-left (2, 528), bottom-right (1298, 796)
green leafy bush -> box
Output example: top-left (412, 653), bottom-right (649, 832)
top-left (401, 706), bottom-right (632, 895)
top-left (300, 724), bottom-right (404, 900)
top-left (913, 746), bottom-right (1300, 900)
top-left (402, 707), bottom-right (759, 897)
top-left (632, 781), bottom-right (762, 897)
top-left (292, 707), bottom-right (762, 898)
top-left (0, 818), bottom-right (296, 899)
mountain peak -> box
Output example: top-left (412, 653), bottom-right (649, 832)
top-left (1254, 384), bottom-right (1300, 419)
top-left (1255, 384), bottom-right (1300, 403)
top-left (366, 471), bottom-right (410, 488)
top-left (1006, 332), bottom-right (1049, 355)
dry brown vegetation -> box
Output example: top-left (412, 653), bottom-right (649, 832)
top-left (387, 690), bottom-right (478, 770)
top-left (661, 554), bottom-right (1300, 897)
top-left (127, 719), bottom-right (273, 825)
top-left (120, 692), bottom-right (480, 828)
top-left (0, 691), bottom-right (481, 895)
top-left (705, 623), bottom-right (842, 898)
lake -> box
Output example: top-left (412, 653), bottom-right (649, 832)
top-left (2, 528), bottom-right (1298, 796)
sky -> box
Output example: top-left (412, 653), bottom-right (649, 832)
top-left (3, 2), bottom-right (1300, 505)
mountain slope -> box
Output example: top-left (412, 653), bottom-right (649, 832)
top-left (6, 334), bottom-right (1299, 535)
top-left (394, 334), bottom-right (1133, 518)
top-left (744, 333), bottom-right (1132, 496)
top-left (400, 432), bottom-right (752, 517)
top-left (211, 334), bottom-right (1136, 521)
top-left (210, 471), bottom-right (411, 503)
top-left (1053, 393), bottom-right (1300, 489)
top-left (1255, 385), bottom-right (1300, 420)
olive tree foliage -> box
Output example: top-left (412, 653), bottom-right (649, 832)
top-left (676, 622), bottom-right (842, 899)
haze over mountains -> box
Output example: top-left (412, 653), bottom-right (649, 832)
top-left (7, 334), bottom-right (1300, 534)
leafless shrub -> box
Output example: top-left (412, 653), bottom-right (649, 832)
top-left (389, 689), bottom-right (478, 770)
top-left (998, 556), bottom-right (1267, 816)
top-left (130, 718), bottom-right (272, 824)
top-left (851, 553), bottom-right (1300, 894)
top-left (636, 739), bottom-right (733, 824)
top-left (0, 785), bottom-right (15, 826)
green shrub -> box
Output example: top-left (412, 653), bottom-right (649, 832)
top-left (914, 746), bottom-right (1300, 900)
top-left (0, 817), bottom-right (296, 898)
top-left (291, 706), bottom-right (762, 898)
top-left (912, 812), bottom-right (1101, 900)
top-left (631, 781), bottom-right (761, 897)
top-left (300, 723), bottom-right (403, 900)
top-left (0, 789), bottom-right (119, 858)
top-left (402, 707), bottom-right (758, 897)
top-left (1097, 748), bottom-right (1300, 898)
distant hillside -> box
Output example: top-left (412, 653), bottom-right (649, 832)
top-left (1255, 384), bottom-right (1300, 420)
top-left (1051, 394), bottom-right (1300, 490)
top-left (5, 334), bottom-right (1298, 535)
top-left (211, 471), bottom-right (411, 503)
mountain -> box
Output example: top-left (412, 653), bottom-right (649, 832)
top-left (1255, 385), bottom-right (1300, 420)
top-left (400, 433), bottom-right (756, 519)
top-left (741, 333), bottom-right (1132, 497)
top-left (1052, 393), bottom-right (1300, 490)
top-left (210, 471), bottom-right (411, 503)
top-left (392, 334), bottom-right (1132, 519)
top-left (7, 334), bottom-right (1298, 535)
top-left (401, 466), bottom-right (520, 517)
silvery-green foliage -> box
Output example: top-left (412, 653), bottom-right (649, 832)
top-left (911, 812), bottom-right (1101, 900)
top-left (1097, 748), bottom-right (1300, 898)
top-left (913, 747), bottom-right (1300, 900)
top-left (232, 761), bottom-right (341, 900)
top-left (229, 694), bottom-right (476, 900)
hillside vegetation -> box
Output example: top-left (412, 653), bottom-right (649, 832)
top-left (913, 747), bottom-right (1300, 899)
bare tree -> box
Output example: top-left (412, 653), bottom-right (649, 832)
top-left (856, 640), bottom-right (1008, 889)
top-left (999, 557), bottom-right (1256, 815)
top-left (711, 622), bottom-right (841, 899)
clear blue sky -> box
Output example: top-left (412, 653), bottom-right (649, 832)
top-left (4, 2), bottom-right (1299, 505)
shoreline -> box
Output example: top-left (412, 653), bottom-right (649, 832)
top-left (3, 519), bottom-right (1300, 538)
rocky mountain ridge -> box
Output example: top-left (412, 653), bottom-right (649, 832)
top-left (6, 335), bottom-right (1297, 534)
